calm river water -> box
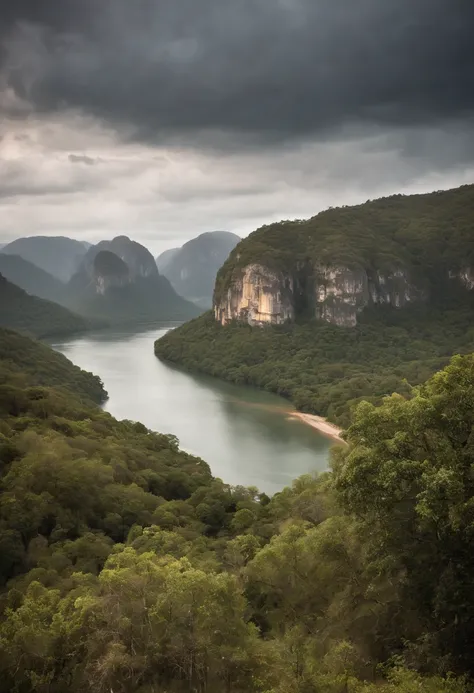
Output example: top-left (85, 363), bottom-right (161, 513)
top-left (53, 326), bottom-right (334, 494)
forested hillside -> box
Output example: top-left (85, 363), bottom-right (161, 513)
top-left (0, 329), bottom-right (473, 692)
top-left (0, 273), bottom-right (99, 339)
top-left (156, 184), bottom-right (474, 425)
top-left (0, 328), bottom-right (107, 404)
top-left (155, 302), bottom-right (474, 426)
top-left (0, 254), bottom-right (66, 303)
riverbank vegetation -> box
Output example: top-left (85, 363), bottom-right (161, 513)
top-left (1, 329), bottom-right (474, 691)
top-left (0, 328), bottom-right (107, 405)
top-left (154, 302), bottom-right (474, 426)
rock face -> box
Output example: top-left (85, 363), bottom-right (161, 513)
top-left (453, 268), bottom-right (474, 290)
top-left (92, 250), bottom-right (130, 294)
top-left (157, 231), bottom-right (240, 309)
top-left (213, 184), bottom-right (474, 328)
top-left (215, 264), bottom-right (294, 325)
top-left (215, 263), bottom-right (424, 327)
top-left (315, 266), bottom-right (423, 327)
top-left (80, 236), bottom-right (158, 289)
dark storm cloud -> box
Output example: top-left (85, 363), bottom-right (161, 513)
top-left (1, 0), bottom-right (473, 145)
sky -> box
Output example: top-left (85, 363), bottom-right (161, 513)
top-left (1, 0), bottom-right (473, 255)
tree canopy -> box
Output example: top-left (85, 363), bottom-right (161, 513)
top-left (155, 301), bottom-right (474, 426)
top-left (1, 329), bottom-right (474, 691)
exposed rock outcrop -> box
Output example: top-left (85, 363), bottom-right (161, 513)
top-left (213, 184), bottom-right (474, 328)
top-left (93, 250), bottom-right (130, 294)
top-left (215, 262), bottom-right (426, 327)
top-left (215, 264), bottom-right (294, 325)
top-left (452, 268), bottom-right (474, 290)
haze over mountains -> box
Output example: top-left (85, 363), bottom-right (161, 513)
top-left (68, 235), bottom-right (199, 322)
top-left (0, 231), bottom-right (241, 326)
top-left (0, 254), bottom-right (66, 304)
top-left (156, 231), bottom-right (240, 308)
top-left (1, 236), bottom-right (90, 282)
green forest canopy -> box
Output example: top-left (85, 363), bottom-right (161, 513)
top-left (0, 328), bottom-right (107, 405)
top-left (1, 327), bottom-right (474, 691)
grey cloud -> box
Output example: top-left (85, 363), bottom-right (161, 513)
top-left (68, 153), bottom-right (100, 165)
top-left (0, 114), bottom-right (473, 254)
top-left (1, 0), bottom-right (473, 147)
top-left (0, 155), bottom-right (100, 200)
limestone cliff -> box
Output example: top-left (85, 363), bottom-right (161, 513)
top-left (215, 264), bottom-right (294, 325)
top-left (93, 250), bottom-right (131, 294)
top-left (315, 266), bottom-right (423, 326)
top-left (215, 262), bottom-right (425, 327)
top-left (213, 184), bottom-right (474, 327)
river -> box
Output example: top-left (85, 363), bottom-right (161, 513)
top-left (52, 325), bottom-right (334, 494)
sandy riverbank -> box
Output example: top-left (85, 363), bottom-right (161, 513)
top-left (288, 412), bottom-right (346, 444)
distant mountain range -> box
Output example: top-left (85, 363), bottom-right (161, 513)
top-left (1, 233), bottom-right (204, 327)
top-left (68, 235), bottom-right (200, 323)
top-left (1, 236), bottom-right (90, 282)
top-left (156, 231), bottom-right (240, 309)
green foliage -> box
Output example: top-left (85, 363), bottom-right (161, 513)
top-left (333, 354), bottom-right (474, 675)
top-left (93, 249), bottom-right (129, 277)
top-left (1, 331), bottom-right (474, 692)
top-left (155, 304), bottom-right (474, 426)
top-left (0, 328), bottom-right (106, 404)
top-left (0, 273), bottom-right (99, 339)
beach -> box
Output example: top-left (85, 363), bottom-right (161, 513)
top-left (288, 412), bottom-right (346, 443)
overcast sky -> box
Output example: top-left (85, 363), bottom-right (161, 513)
top-left (1, 0), bottom-right (473, 255)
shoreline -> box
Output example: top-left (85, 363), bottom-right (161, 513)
top-left (288, 411), bottom-right (346, 444)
